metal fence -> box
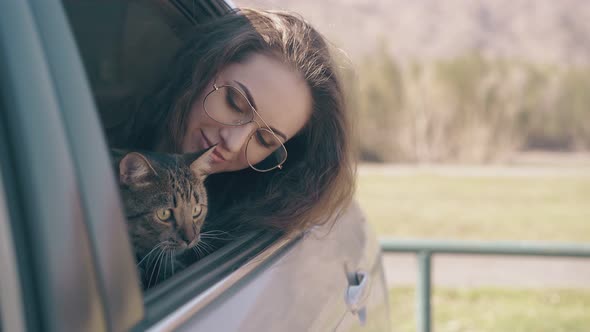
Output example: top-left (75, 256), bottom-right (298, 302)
top-left (380, 238), bottom-right (590, 332)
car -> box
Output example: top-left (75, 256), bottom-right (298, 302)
top-left (0, 0), bottom-right (391, 331)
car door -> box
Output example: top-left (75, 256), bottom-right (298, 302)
top-left (161, 201), bottom-right (391, 332)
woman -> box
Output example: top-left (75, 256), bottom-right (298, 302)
top-left (108, 8), bottom-right (355, 236)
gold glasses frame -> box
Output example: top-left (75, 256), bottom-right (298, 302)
top-left (202, 83), bottom-right (288, 172)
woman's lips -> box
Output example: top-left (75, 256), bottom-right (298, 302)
top-left (200, 129), bottom-right (226, 163)
top-left (211, 149), bottom-right (226, 163)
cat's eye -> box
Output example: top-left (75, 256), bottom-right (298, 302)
top-left (192, 205), bottom-right (202, 219)
top-left (156, 208), bottom-right (172, 221)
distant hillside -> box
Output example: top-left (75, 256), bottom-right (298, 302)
top-left (234, 0), bottom-right (590, 65)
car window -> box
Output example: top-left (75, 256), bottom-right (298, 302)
top-left (62, 1), bottom-right (183, 121)
top-left (60, 1), bottom-right (288, 320)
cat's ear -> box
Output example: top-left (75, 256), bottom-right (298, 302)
top-left (119, 152), bottom-right (158, 186)
top-left (186, 146), bottom-right (215, 179)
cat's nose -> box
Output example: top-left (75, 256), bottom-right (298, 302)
top-left (180, 224), bottom-right (198, 246)
top-left (187, 234), bottom-right (201, 248)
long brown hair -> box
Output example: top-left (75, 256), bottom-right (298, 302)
top-left (115, 8), bottom-right (355, 235)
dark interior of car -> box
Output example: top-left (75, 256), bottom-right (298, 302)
top-left (59, 2), bottom-right (285, 323)
top-left (62, 0), bottom-right (225, 128)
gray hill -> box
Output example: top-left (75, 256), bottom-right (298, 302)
top-left (235, 0), bottom-right (590, 65)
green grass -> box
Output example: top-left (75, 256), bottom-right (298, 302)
top-left (356, 171), bottom-right (590, 242)
top-left (358, 167), bottom-right (590, 331)
top-left (390, 287), bottom-right (590, 332)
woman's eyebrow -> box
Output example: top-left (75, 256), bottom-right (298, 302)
top-left (235, 80), bottom-right (288, 142)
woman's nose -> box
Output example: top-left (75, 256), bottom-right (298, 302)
top-left (218, 122), bottom-right (256, 153)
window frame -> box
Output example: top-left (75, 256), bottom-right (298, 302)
top-left (27, 1), bottom-right (145, 330)
top-left (0, 1), bottom-right (110, 330)
top-left (1, 0), bottom-right (309, 330)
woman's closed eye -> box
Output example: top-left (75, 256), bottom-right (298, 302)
top-left (255, 130), bottom-right (280, 149)
top-left (226, 88), bottom-right (247, 114)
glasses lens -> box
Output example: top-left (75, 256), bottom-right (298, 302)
top-left (246, 128), bottom-right (287, 172)
top-left (203, 86), bottom-right (253, 125)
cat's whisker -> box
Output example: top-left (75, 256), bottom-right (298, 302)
top-left (165, 250), bottom-right (172, 278)
top-left (192, 245), bottom-right (203, 258)
top-left (169, 251), bottom-right (175, 277)
top-left (148, 241), bottom-right (171, 266)
top-left (199, 234), bottom-right (229, 241)
top-left (146, 246), bottom-right (161, 270)
top-left (199, 232), bottom-right (227, 238)
top-left (146, 249), bottom-right (162, 288)
top-left (195, 241), bottom-right (213, 255)
top-left (193, 244), bottom-right (206, 258)
top-left (200, 230), bottom-right (235, 239)
top-left (169, 251), bottom-right (174, 277)
top-left (137, 243), bottom-right (164, 267)
top-left (148, 249), bottom-right (165, 289)
top-left (162, 246), bottom-right (174, 278)
top-left (200, 230), bottom-right (231, 236)
top-left (164, 251), bottom-right (169, 278)
top-left (157, 248), bottom-right (169, 279)
top-left (199, 233), bottom-right (227, 237)
top-left (198, 240), bottom-right (215, 252)
top-left (171, 253), bottom-right (175, 275)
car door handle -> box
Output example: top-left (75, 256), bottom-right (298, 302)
top-left (345, 271), bottom-right (370, 325)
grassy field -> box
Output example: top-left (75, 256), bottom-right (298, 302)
top-left (390, 287), bottom-right (590, 332)
top-left (356, 167), bottom-right (590, 242)
top-left (356, 164), bottom-right (590, 331)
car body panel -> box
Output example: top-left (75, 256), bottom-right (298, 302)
top-left (167, 202), bottom-right (390, 332)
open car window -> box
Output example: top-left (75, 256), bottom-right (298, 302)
top-left (62, 0), bottom-right (232, 120)
top-left (60, 0), bottom-right (298, 325)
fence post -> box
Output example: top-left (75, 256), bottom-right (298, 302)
top-left (417, 251), bottom-right (431, 332)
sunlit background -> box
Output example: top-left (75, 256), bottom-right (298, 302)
top-left (235, 1), bottom-right (590, 331)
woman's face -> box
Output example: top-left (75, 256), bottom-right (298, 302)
top-left (180, 53), bottom-right (312, 174)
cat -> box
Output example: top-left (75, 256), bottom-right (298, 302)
top-left (111, 147), bottom-right (214, 288)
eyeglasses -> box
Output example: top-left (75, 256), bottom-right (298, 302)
top-left (202, 83), bottom-right (288, 172)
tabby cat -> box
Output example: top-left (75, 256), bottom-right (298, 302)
top-left (112, 147), bottom-right (213, 288)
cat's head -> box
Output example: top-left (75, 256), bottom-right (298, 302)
top-left (115, 148), bottom-right (213, 259)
